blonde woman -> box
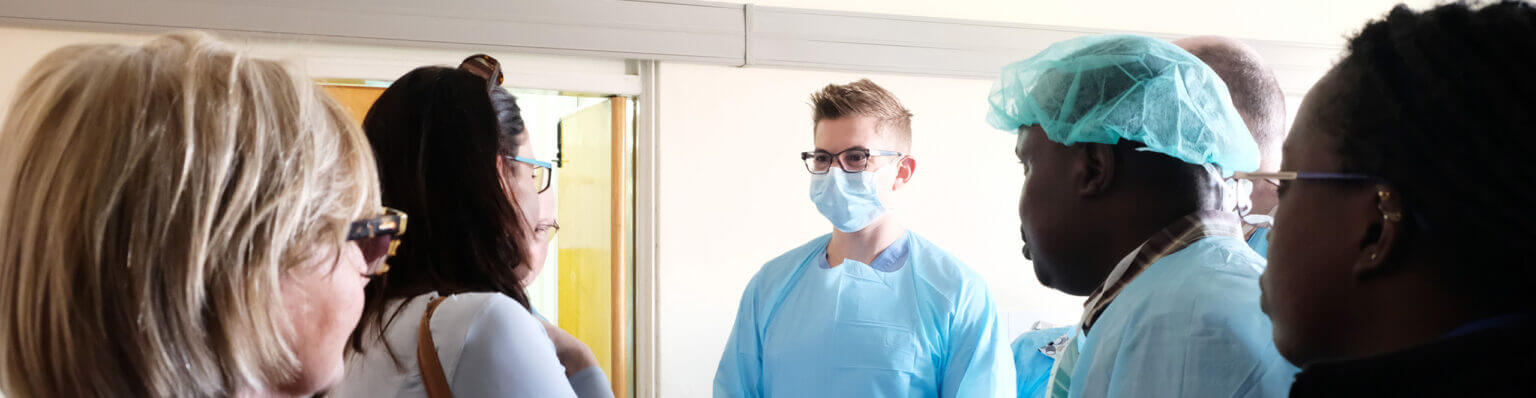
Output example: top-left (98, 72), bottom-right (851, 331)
top-left (0, 32), bottom-right (397, 397)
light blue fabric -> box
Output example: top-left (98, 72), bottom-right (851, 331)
top-left (815, 231), bottom-right (911, 272)
top-left (1012, 326), bottom-right (1073, 398)
top-left (714, 232), bottom-right (1015, 397)
top-left (809, 168), bottom-right (889, 232)
top-left (1046, 333), bottom-right (1080, 398)
top-left (1246, 227), bottom-right (1270, 258)
top-left (334, 293), bottom-right (613, 398)
top-left (1066, 236), bottom-right (1296, 398)
top-left (986, 34), bottom-right (1259, 176)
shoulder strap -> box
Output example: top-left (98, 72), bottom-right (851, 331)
top-left (417, 296), bottom-right (454, 398)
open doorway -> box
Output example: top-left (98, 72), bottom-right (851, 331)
top-left (320, 82), bottom-right (639, 398)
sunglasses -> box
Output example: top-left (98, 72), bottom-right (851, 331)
top-left (459, 54), bottom-right (503, 89)
top-left (347, 207), bottom-right (408, 276)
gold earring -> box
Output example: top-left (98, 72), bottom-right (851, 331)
top-left (1378, 188), bottom-right (1403, 221)
top-left (1370, 253), bottom-right (1378, 260)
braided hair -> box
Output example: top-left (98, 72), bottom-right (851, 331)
top-left (1329, 1), bottom-right (1536, 311)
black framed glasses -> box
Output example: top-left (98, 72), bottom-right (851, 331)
top-left (347, 207), bottom-right (408, 277)
top-left (504, 155), bottom-right (554, 193)
top-left (800, 148), bottom-right (905, 174)
top-left (459, 54), bottom-right (503, 89)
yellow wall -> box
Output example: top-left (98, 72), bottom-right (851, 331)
top-left (321, 85), bottom-right (385, 126)
top-left (556, 100), bottom-right (616, 378)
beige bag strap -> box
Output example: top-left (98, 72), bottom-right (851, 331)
top-left (417, 296), bottom-right (454, 398)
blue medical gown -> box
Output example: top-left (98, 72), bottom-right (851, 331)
top-left (1068, 236), bottom-right (1296, 398)
top-left (713, 232), bottom-right (1015, 398)
top-left (1012, 326), bottom-right (1072, 398)
top-left (1246, 227), bottom-right (1270, 258)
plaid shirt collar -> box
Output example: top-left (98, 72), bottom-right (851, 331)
top-left (1078, 210), bottom-right (1244, 333)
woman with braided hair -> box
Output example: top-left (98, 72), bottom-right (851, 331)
top-left (1252, 1), bottom-right (1536, 395)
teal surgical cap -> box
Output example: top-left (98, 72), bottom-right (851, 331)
top-left (986, 34), bottom-right (1260, 175)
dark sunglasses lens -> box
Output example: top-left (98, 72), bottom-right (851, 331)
top-left (355, 234), bottom-right (393, 274)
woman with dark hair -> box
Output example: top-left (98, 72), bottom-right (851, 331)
top-left (335, 59), bottom-right (610, 397)
top-left (489, 79), bottom-right (562, 288)
top-left (1248, 1), bottom-right (1536, 395)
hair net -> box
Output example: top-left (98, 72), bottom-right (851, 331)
top-left (986, 34), bottom-right (1260, 176)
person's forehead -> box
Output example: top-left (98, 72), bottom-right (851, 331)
top-left (1015, 128), bottom-right (1028, 155)
top-left (814, 116), bottom-right (893, 151)
top-left (1284, 67), bottom-right (1349, 170)
top-left (1016, 124), bottom-right (1047, 154)
top-left (1283, 116), bottom-right (1340, 172)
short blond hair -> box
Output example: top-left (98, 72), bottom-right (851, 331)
top-left (0, 32), bottom-right (379, 396)
top-left (810, 79), bottom-right (914, 150)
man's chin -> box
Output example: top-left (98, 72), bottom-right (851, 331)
top-left (1032, 266), bottom-right (1056, 290)
top-left (1039, 271), bottom-right (1097, 296)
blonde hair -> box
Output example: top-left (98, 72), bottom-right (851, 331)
top-left (0, 32), bottom-right (379, 397)
top-left (810, 79), bottom-right (914, 150)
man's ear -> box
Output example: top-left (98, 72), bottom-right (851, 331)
top-left (1354, 185), bottom-right (1404, 279)
top-left (1074, 143), bottom-right (1116, 197)
top-left (891, 156), bottom-right (918, 191)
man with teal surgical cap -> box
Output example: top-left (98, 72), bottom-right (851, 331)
top-left (989, 34), bottom-right (1296, 397)
top-left (715, 79), bottom-right (1014, 398)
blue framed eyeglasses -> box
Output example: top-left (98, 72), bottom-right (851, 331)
top-left (504, 156), bottom-right (554, 193)
top-left (1233, 171), bottom-right (1384, 183)
top-left (1235, 171), bottom-right (1431, 232)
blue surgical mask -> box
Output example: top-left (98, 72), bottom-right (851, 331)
top-left (809, 167), bottom-right (889, 232)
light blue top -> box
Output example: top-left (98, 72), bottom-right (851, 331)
top-left (1012, 326), bottom-right (1073, 398)
top-left (986, 34), bottom-right (1259, 176)
top-left (1067, 236), bottom-right (1296, 398)
top-left (1246, 227), bottom-right (1270, 258)
top-left (713, 232), bottom-right (1015, 398)
top-left (334, 293), bottom-right (613, 398)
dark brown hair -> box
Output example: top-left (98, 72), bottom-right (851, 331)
top-left (348, 66), bottom-right (532, 356)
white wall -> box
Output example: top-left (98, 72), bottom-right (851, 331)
top-left (656, 62), bottom-right (1086, 396)
top-left (0, 26), bottom-right (630, 122)
top-left (723, 0), bottom-right (1436, 45)
top-left (719, 0), bottom-right (1439, 137)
